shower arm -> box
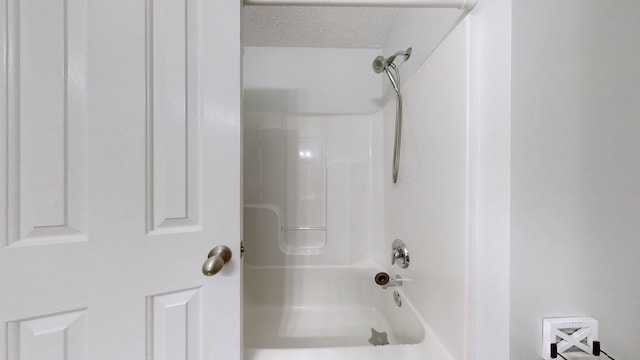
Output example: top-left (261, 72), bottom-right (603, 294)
top-left (386, 49), bottom-right (412, 67)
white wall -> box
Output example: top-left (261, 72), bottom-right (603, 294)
top-left (243, 47), bottom-right (381, 114)
top-left (511, 1), bottom-right (640, 358)
top-left (382, 18), bottom-right (472, 360)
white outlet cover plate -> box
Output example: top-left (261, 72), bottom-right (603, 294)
top-left (542, 317), bottom-right (599, 360)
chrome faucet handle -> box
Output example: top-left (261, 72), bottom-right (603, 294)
top-left (391, 249), bottom-right (401, 265)
top-left (391, 239), bottom-right (409, 268)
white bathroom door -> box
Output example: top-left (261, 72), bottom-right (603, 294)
top-left (0, 1), bottom-right (241, 359)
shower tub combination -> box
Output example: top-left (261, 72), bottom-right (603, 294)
top-left (241, 50), bottom-right (457, 358)
top-left (243, 266), bottom-right (453, 360)
top-left (242, 1), bottom-right (473, 356)
top-left (241, 55), bottom-right (458, 357)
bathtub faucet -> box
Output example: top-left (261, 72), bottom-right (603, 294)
top-left (374, 272), bottom-right (403, 289)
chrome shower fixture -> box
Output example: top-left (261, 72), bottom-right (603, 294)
top-left (371, 48), bottom-right (412, 76)
top-left (372, 47), bottom-right (412, 183)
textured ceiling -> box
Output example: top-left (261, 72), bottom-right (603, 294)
top-left (242, 6), bottom-right (398, 48)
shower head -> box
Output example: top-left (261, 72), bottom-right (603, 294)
top-left (371, 47), bottom-right (412, 75)
top-left (372, 56), bottom-right (387, 74)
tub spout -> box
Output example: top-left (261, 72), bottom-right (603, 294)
top-left (374, 272), bottom-right (402, 289)
top-left (384, 275), bottom-right (402, 289)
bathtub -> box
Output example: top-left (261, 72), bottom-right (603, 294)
top-left (243, 266), bottom-right (454, 360)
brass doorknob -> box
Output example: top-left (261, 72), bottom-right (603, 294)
top-left (202, 245), bottom-right (232, 276)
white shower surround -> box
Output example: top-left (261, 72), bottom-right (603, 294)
top-left (242, 15), bottom-right (473, 360)
top-left (381, 18), bottom-right (472, 360)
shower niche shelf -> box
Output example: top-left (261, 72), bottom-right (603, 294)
top-left (282, 227), bottom-right (327, 255)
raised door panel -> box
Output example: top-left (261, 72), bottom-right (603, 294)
top-left (147, 288), bottom-right (202, 360)
top-left (146, 0), bottom-right (200, 235)
top-left (7, 309), bottom-right (88, 360)
top-left (4, 0), bottom-right (88, 246)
